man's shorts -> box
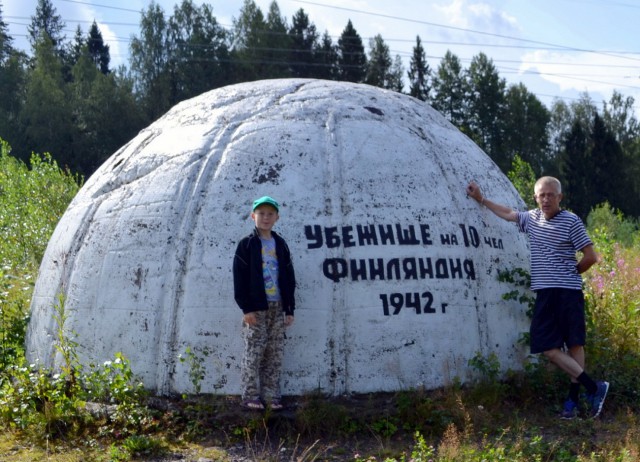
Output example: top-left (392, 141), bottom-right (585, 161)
top-left (530, 288), bottom-right (586, 354)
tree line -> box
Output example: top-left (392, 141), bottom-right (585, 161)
top-left (1, 0), bottom-right (639, 219)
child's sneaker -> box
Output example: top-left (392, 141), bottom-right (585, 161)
top-left (588, 381), bottom-right (609, 418)
top-left (560, 399), bottom-right (578, 420)
top-left (269, 399), bottom-right (284, 411)
top-left (241, 398), bottom-right (264, 410)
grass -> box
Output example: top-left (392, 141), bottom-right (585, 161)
top-left (1, 375), bottom-right (637, 461)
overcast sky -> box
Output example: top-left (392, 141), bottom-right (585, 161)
top-left (4, 0), bottom-right (640, 114)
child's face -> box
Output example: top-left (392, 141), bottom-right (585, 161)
top-left (251, 204), bottom-right (279, 232)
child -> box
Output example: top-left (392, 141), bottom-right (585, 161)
top-left (233, 196), bottom-right (296, 410)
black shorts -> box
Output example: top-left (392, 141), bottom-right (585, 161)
top-left (530, 288), bottom-right (586, 354)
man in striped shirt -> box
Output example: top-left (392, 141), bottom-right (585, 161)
top-left (466, 176), bottom-right (608, 419)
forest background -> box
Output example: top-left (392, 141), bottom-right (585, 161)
top-left (1, 0), bottom-right (640, 221)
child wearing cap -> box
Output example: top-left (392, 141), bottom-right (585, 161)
top-left (232, 196), bottom-right (296, 410)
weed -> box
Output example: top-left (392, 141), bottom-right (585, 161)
top-left (178, 345), bottom-right (210, 396)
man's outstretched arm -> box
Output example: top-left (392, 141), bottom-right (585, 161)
top-left (466, 181), bottom-right (518, 222)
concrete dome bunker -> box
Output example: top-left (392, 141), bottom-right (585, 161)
top-left (26, 78), bottom-right (530, 396)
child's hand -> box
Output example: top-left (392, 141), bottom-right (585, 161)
top-left (285, 315), bottom-right (294, 327)
top-left (243, 312), bottom-right (257, 326)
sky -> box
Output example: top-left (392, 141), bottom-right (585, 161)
top-left (4, 0), bottom-right (640, 115)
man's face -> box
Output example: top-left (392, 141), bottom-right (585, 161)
top-left (251, 204), bottom-right (279, 231)
top-left (534, 182), bottom-right (562, 219)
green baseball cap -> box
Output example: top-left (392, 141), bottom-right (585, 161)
top-left (252, 196), bottom-right (279, 212)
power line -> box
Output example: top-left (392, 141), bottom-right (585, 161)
top-left (59, 0), bottom-right (141, 14)
top-left (6, 0), bottom-right (640, 110)
top-left (293, 0), bottom-right (640, 63)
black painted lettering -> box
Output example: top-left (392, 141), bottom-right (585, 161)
top-left (468, 225), bottom-right (480, 247)
top-left (497, 239), bottom-right (503, 249)
top-left (420, 224), bottom-right (433, 245)
top-left (357, 224), bottom-right (378, 246)
top-left (418, 258), bottom-right (434, 279)
top-left (440, 234), bottom-right (451, 245)
top-left (323, 258), bottom-right (348, 282)
top-left (350, 259), bottom-right (367, 281)
top-left (390, 293), bottom-right (403, 315)
top-left (405, 292), bottom-right (421, 314)
top-left (369, 258), bottom-right (385, 280)
top-left (422, 291), bottom-right (435, 313)
top-left (378, 224), bottom-right (395, 245)
top-left (435, 258), bottom-right (449, 279)
top-left (342, 226), bottom-right (356, 247)
top-left (459, 224), bottom-right (469, 247)
top-left (386, 258), bottom-right (401, 280)
top-left (325, 226), bottom-right (340, 248)
top-left (463, 259), bottom-right (476, 280)
top-left (380, 293), bottom-right (390, 316)
top-left (305, 225), bottom-right (323, 249)
top-left (459, 224), bottom-right (480, 248)
top-left (402, 258), bottom-right (418, 280)
top-left (396, 224), bottom-right (420, 245)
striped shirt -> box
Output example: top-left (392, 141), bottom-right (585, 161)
top-left (516, 209), bottom-right (593, 290)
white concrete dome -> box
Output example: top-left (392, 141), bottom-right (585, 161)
top-left (26, 79), bottom-right (530, 396)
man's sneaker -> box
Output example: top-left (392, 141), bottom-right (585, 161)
top-left (560, 399), bottom-right (578, 420)
top-left (269, 399), bottom-right (284, 411)
top-left (588, 381), bottom-right (609, 418)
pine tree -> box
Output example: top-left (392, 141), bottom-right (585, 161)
top-left (0, 4), bottom-right (28, 154)
top-left (337, 20), bottom-right (366, 83)
top-left (28, 0), bottom-right (66, 50)
top-left (231, 0), bottom-right (268, 82)
top-left (503, 82), bottom-right (550, 174)
top-left (88, 21), bottom-right (111, 74)
top-left (167, 0), bottom-right (231, 99)
top-left (289, 9), bottom-right (318, 78)
top-left (388, 55), bottom-right (404, 93)
top-left (560, 120), bottom-right (591, 218)
top-left (20, 38), bottom-right (74, 168)
top-left (589, 113), bottom-right (626, 214)
top-left (431, 50), bottom-right (467, 129)
top-left (69, 25), bottom-right (85, 67)
top-left (169, 0), bottom-right (231, 97)
top-left (365, 34), bottom-right (391, 88)
top-left (315, 31), bottom-right (338, 80)
top-left (407, 35), bottom-right (430, 101)
top-left (130, 2), bottom-right (172, 121)
top-left (263, 1), bottom-right (291, 78)
top-left (465, 52), bottom-right (507, 169)
top-left (0, 3), bottom-right (13, 62)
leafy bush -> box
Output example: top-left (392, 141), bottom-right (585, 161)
top-left (0, 139), bottom-right (80, 371)
top-left (0, 139), bottom-right (81, 268)
top-left (0, 140), bottom-right (148, 441)
top-left (587, 202), bottom-right (638, 247)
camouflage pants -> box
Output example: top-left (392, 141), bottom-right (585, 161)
top-left (241, 301), bottom-right (285, 401)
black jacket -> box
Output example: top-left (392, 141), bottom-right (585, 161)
top-left (233, 228), bottom-right (296, 316)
